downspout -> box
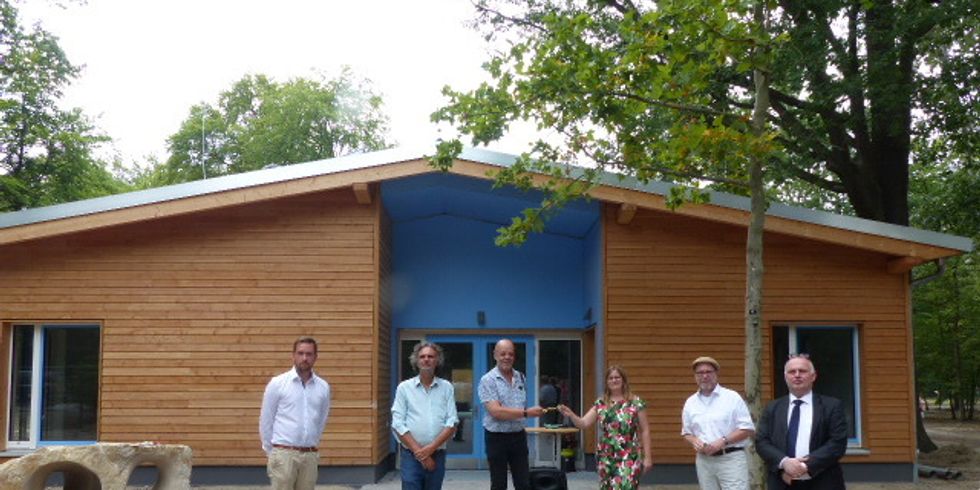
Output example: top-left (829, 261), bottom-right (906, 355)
top-left (910, 257), bottom-right (946, 471)
top-left (911, 258), bottom-right (946, 289)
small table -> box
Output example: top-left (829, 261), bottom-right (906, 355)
top-left (526, 427), bottom-right (579, 469)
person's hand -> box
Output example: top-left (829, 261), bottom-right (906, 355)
top-left (688, 438), bottom-right (705, 453)
top-left (526, 406), bottom-right (544, 417)
top-left (783, 458), bottom-right (808, 478)
top-left (701, 438), bottom-right (724, 456)
top-left (558, 404), bottom-right (574, 417)
top-left (421, 456), bottom-right (436, 472)
top-left (414, 444), bottom-right (436, 461)
top-left (642, 458), bottom-right (653, 475)
top-left (781, 471), bottom-right (794, 485)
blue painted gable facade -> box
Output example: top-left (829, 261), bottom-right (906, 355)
top-left (382, 173), bottom-right (603, 330)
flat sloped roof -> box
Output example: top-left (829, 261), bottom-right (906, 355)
top-left (0, 146), bottom-right (972, 255)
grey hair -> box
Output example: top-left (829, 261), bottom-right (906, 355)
top-left (409, 341), bottom-right (444, 371)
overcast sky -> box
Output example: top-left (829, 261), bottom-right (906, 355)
top-left (18, 0), bottom-right (542, 164)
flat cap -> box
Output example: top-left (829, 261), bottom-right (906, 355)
top-left (691, 356), bottom-right (720, 371)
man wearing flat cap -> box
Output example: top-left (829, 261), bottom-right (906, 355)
top-left (681, 356), bottom-right (755, 489)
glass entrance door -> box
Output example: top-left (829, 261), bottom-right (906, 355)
top-left (398, 335), bottom-right (535, 469)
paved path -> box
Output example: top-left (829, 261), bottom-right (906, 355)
top-left (360, 470), bottom-right (614, 490)
top-left (199, 470), bottom-right (698, 489)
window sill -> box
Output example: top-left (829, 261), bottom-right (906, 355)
top-left (845, 447), bottom-right (871, 456)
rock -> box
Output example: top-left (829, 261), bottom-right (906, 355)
top-left (0, 442), bottom-right (192, 490)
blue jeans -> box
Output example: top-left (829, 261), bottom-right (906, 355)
top-left (400, 446), bottom-right (447, 490)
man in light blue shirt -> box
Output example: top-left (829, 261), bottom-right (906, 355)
top-left (392, 341), bottom-right (459, 490)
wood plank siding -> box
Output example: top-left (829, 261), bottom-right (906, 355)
top-left (375, 199), bottom-right (394, 465)
top-left (0, 189), bottom-right (390, 467)
top-left (603, 205), bottom-right (913, 465)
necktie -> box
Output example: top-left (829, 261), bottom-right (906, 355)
top-left (786, 399), bottom-right (803, 457)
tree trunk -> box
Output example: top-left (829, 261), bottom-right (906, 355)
top-left (745, 4), bottom-right (769, 486)
top-left (915, 385), bottom-right (937, 453)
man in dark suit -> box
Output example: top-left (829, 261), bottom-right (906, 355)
top-left (756, 355), bottom-right (848, 489)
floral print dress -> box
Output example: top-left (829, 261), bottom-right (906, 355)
top-left (595, 396), bottom-right (646, 490)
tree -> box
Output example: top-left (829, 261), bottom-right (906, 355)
top-left (433, 0), bottom-right (975, 458)
top-left (149, 70), bottom-right (391, 185)
top-left (0, 0), bottom-right (126, 211)
top-left (911, 162), bottom-right (979, 421)
top-left (431, 1), bottom-right (780, 485)
top-left (761, 0), bottom-right (976, 226)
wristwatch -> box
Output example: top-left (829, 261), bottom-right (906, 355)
top-left (523, 408), bottom-right (527, 418)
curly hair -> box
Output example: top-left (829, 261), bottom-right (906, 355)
top-left (408, 341), bottom-right (444, 372)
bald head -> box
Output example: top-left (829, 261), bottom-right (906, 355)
top-left (493, 338), bottom-right (516, 373)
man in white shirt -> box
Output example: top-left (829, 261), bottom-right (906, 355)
top-left (681, 356), bottom-right (756, 489)
top-left (259, 337), bottom-right (332, 490)
top-left (391, 341), bottom-right (459, 490)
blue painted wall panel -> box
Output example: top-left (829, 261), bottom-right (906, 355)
top-left (392, 214), bottom-right (589, 329)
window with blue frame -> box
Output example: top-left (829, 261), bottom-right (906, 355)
top-left (772, 324), bottom-right (862, 447)
top-left (7, 323), bottom-right (100, 448)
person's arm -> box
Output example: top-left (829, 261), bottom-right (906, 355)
top-left (638, 406), bottom-right (653, 474)
top-left (314, 381), bottom-right (331, 437)
top-left (680, 401), bottom-right (706, 452)
top-left (391, 383), bottom-right (416, 446)
top-left (702, 428), bottom-right (754, 455)
top-left (484, 400), bottom-right (544, 420)
top-left (259, 379), bottom-right (280, 453)
top-left (558, 403), bottom-right (597, 430)
top-left (754, 403), bottom-right (785, 473)
top-left (728, 397), bottom-right (756, 444)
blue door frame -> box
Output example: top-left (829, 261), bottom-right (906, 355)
top-left (426, 334), bottom-right (536, 467)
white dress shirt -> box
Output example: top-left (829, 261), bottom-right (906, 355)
top-left (681, 385), bottom-right (755, 447)
top-left (787, 392), bottom-right (814, 459)
top-left (259, 367), bottom-right (331, 453)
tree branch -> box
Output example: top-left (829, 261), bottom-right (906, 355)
top-left (472, 1), bottom-right (548, 34)
top-left (605, 90), bottom-right (731, 118)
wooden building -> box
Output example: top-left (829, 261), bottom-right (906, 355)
top-left (0, 148), bottom-right (971, 484)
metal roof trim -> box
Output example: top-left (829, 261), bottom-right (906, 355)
top-left (0, 146), bottom-right (424, 230)
top-left (0, 146), bottom-right (973, 253)
top-left (454, 148), bottom-right (973, 253)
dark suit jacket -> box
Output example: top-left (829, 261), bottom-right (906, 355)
top-left (756, 393), bottom-right (848, 489)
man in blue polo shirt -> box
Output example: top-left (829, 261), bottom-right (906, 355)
top-left (392, 341), bottom-right (459, 490)
top-left (478, 339), bottom-right (544, 490)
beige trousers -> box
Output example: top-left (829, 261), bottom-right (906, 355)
top-left (267, 447), bottom-right (319, 490)
top-left (695, 450), bottom-right (750, 490)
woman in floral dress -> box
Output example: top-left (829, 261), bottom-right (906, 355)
top-left (559, 365), bottom-right (653, 489)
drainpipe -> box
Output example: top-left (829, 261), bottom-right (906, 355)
top-left (911, 258), bottom-right (946, 289)
top-left (910, 257), bottom-right (947, 469)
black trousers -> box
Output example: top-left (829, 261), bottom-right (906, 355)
top-left (485, 430), bottom-right (530, 490)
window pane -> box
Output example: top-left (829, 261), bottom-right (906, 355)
top-left (772, 326), bottom-right (790, 399)
top-left (796, 328), bottom-right (857, 439)
top-left (8, 325), bottom-right (34, 442)
top-left (439, 342), bottom-right (474, 455)
top-left (538, 340), bottom-right (581, 426)
top-left (400, 340), bottom-right (416, 381)
top-left (41, 326), bottom-right (100, 441)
